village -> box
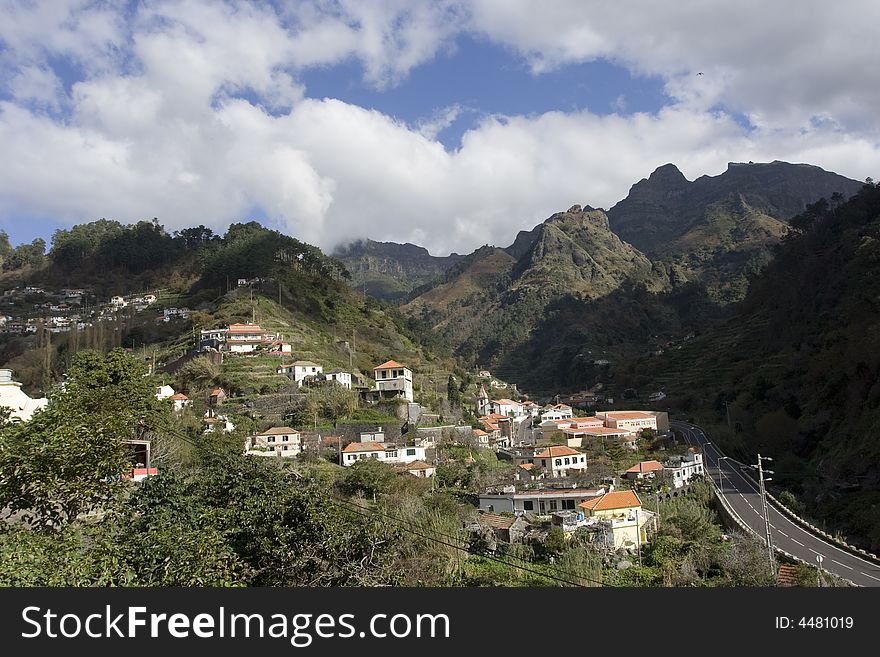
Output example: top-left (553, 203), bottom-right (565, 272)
top-left (0, 281), bottom-right (705, 566)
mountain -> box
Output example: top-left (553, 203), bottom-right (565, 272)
top-left (607, 161), bottom-right (864, 302)
top-left (332, 239), bottom-right (463, 302)
top-left (0, 220), bottom-right (449, 397)
top-left (635, 181), bottom-right (880, 550)
top-left (403, 205), bottom-right (666, 379)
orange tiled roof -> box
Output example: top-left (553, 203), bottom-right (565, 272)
top-left (776, 564), bottom-right (800, 587)
top-left (257, 426), bottom-right (299, 436)
top-left (602, 411), bottom-right (654, 420)
top-left (398, 460), bottom-right (432, 471)
top-left (534, 445), bottom-right (581, 458)
top-left (342, 441), bottom-right (385, 453)
top-left (626, 460), bottom-right (664, 474)
top-left (169, 393), bottom-right (189, 401)
top-left (228, 323), bottom-right (265, 333)
top-left (579, 490), bottom-right (642, 512)
top-left (374, 360), bottom-right (406, 370)
top-left (477, 512), bottom-right (518, 531)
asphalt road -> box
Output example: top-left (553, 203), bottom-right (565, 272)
top-left (672, 420), bottom-right (880, 587)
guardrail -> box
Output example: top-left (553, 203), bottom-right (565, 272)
top-left (725, 456), bottom-right (880, 568)
top-left (708, 472), bottom-right (857, 586)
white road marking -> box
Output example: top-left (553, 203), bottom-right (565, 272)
top-left (832, 560), bottom-right (854, 570)
top-left (777, 531), bottom-right (788, 538)
top-left (860, 572), bottom-right (880, 582)
top-left (791, 539), bottom-right (805, 546)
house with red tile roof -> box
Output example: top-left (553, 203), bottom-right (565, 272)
top-left (341, 440), bottom-right (426, 467)
top-left (373, 360), bottom-right (413, 402)
top-left (578, 490), bottom-right (653, 550)
top-left (514, 444), bottom-right (588, 478)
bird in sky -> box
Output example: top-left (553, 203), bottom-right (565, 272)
top-left (697, 72), bottom-right (704, 75)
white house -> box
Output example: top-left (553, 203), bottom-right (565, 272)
top-left (110, 295), bottom-right (127, 310)
top-left (527, 445), bottom-right (589, 478)
top-left (247, 426), bottom-right (302, 458)
top-left (359, 429), bottom-right (386, 443)
top-left (664, 448), bottom-right (704, 488)
top-left (478, 487), bottom-right (606, 515)
top-left (154, 385), bottom-right (175, 400)
top-left (203, 408), bottom-right (234, 433)
top-left (341, 442), bottom-right (427, 466)
top-left (372, 360), bottom-right (413, 402)
top-left (0, 369), bottom-right (48, 422)
top-left (491, 398), bottom-right (524, 417)
top-left (324, 368), bottom-right (353, 389)
top-left (278, 360), bottom-right (323, 386)
top-left (226, 323), bottom-right (267, 353)
top-left (169, 392), bottom-right (191, 412)
top-left (539, 404), bottom-right (573, 422)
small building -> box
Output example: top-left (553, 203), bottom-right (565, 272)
top-left (203, 408), bottom-right (235, 433)
top-left (373, 360), bottom-right (413, 402)
top-left (247, 426), bottom-right (302, 458)
top-left (341, 441), bottom-right (427, 466)
top-left (490, 398), bottom-right (524, 417)
top-left (539, 404), bottom-right (573, 422)
top-left (208, 387), bottom-right (227, 406)
top-left (324, 368), bottom-right (352, 389)
top-left (479, 487), bottom-right (607, 515)
top-left (169, 392), bottom-right (191, 412)
top-left (664, 448), bottom-right (704, 488)
top-left (578, 490), bottom-right (652, 550)
top-left (394, 460), bottom-right (435, 478)
top-left (527, 445), bottom-right (588, 478)
top-left (110, 295), bottom-right (127, 309)
top-left (226, 323), bottom-right (267, 353)
top-left (473, 511), bottom-right (529, 544)
top-left (476, 383), bottom-right (490, 416)
top-left (624, 460), bottom-right (665, 481)
top-left (0, 369), bottom-right (48, 422)
top-left (278, 361), bottom-right (324, 386)
top-left (154, 384), bottom-right (175, 400)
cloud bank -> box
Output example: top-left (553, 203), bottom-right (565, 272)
top-left (1, 0), bottom-right (878, 255)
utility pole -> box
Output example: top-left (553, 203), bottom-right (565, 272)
top-left (756, 454), bottom-right (776, 578)
top-left (635, 507), bottom-right (642, 567)
top-left (815, 554), bottom-right (824, 587)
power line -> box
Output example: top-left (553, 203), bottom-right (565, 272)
top-left (155, 425), bottom-right (607, 587)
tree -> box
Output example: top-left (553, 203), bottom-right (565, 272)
top-left (0, 349), bottom-right (172, 529)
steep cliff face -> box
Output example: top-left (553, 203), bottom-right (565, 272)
top-left (609, 161), bottom-right (862, 254)
top-left (509, 205), bottom-right (657, 297)
top-left (332, 239), bottom-right (463, 301)
top-left (607, 161), bottom-right (863, 301)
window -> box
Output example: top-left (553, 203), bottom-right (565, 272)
top-left (541, 460), bottom-right (547, 467)
top-left (523, 501), bottom-right (534, 511)
top-left (406, 448), bottom-right (416, 456)
top-left (563, 500), bottom-right (576, 510)
top-left (564, 458), bottom-right (570, 465)
top-left (387, 451), bottom-right (398, 458)
top-left (283, 445), bottom-right (289, 451)
top-left (549, 501), bottom-right (558, 511)
top-left (370, 453), bottom-right (378, 459)
top-left (268, 446), bottom-right (275, 451)
top-left (555, 459), bottom-right (562, 466)
top-left (268, 436), bottom-right (275, 442)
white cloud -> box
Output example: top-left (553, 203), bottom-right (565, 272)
top-left (1, 0), bottom-right (879, 257)
top-left (466, 0), bottom-right (880, 133)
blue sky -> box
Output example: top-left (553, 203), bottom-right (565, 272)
top-left (0, 1), bottom-right (878, 256)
